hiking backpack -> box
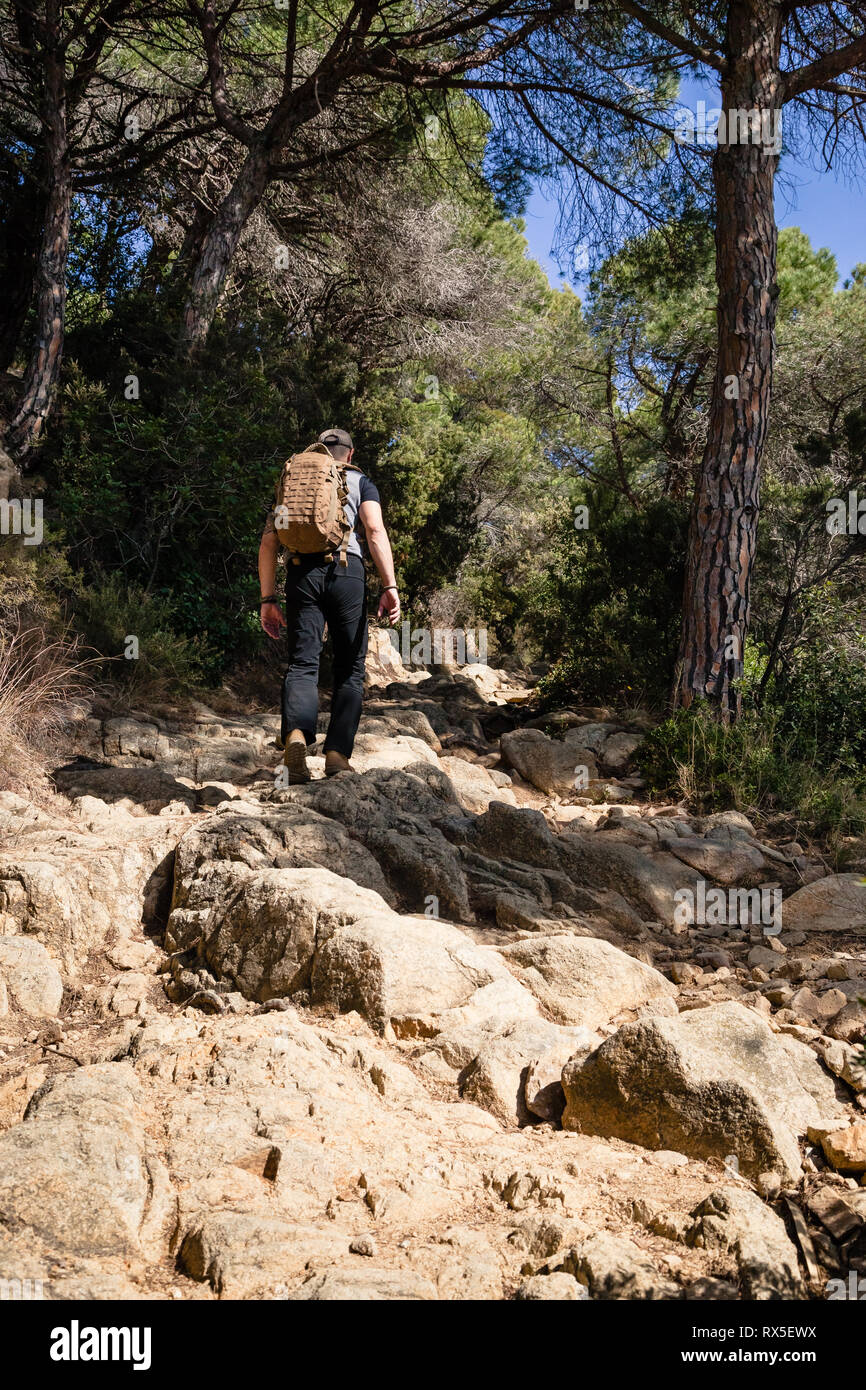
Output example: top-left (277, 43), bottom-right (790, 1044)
top-left (272, 442), bottom-right (362, 566)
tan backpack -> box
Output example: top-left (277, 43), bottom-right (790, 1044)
top-left (272, 442), bottom-right (360, 566)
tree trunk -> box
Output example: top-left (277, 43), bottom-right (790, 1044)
top-left (8, 19), bottom-right (70, 458)
top-left (674, 0), bottom-right (783, 721)
top-left (178, 145), bottom-right (270, 355)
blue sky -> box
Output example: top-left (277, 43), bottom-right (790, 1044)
top-left (521, 78), bottom-right (866, 295)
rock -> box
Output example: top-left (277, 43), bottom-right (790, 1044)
top-left (749, 945), bottom-right (784, 971)
top-left (820, 1123), bottom-right (866, 1173)
top-left (755, 1171), bottom-right (782, 1201)
top-left (348, 733), bottom-right (440, 775)
top-left (562, 721), bottom-right (618, 752)
top-left (704, 811), bottom-right (757, 836)
top-left (278, 766), bottom-right (473, 917)
top-left (459, 1018), bottom-right (592, 1124)
top-left (685, 1187), bottom-right (802, 1299)
top-left (179, 1212), bottom-right (346, 1296)
top-left (523, 1048), bottom-right (587, 1122)
top-left (782, 874), bottom-right (866, 934)
top-left (790, 986), bottom-right (848, 1020)
top-left (827, 1001), bottom-right (866, 1043)
top-left (103, 971), bottom-right (150, 1017)
top-left (499, 934), bottom-right (677, 1031)
top-left (825, 959), bottom-right (852, 981)
top-left (0, 817), bottom-right (176, 975)
top-left (311, 911), bottom-right (534, 1038)
top-left (365, 627), bottom-right (411, 686)
top-left (514, 1273), bottom-right (586, 1300)
top-left (662, 838), bottom-right (765, 885)
top-left (472, 801), bottom-right (559, 868)
top-left (0, 938), bottom-right (63, 1017)
top-left (106, 938), bottom-right (161, 972)
top-left (500, 728), bottom-right (598, 797)
top-left (565, 1232), bottom-right (680, 1300)
top-left (807, 1185), bottom-right (866, 1239)
top-left (0, 1065), bottom-right (173, 1259)
top-left (561, 1001), bottom-right (847, 1180)
top-left (812, 1036), bottom-right (866, 1093)
top-left (599, 732), bottom-right (642, 772)
top-left (190, 864), bottom-right (390, 1002)
top-left (350, 1234), bottom-right (377, 1257)
top-left (438, 756), bottom-right (516, 814)
top-left (53, 762), bottom-right (198, 813)
top-left (559, 832), bottom-right (699, 926)
top-left (288, 1268), bottom-right (437, 1300)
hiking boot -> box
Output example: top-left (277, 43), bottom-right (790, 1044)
top-left (325, 750), bottom-right (355, 777)
top-left (283, 729), bottom-right (311, 783)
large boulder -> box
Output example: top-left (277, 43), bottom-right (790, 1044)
top-left (275, 767), bottom-right (473, 918)
top-left (364, 626), bottom-right (411, 687)
top-left (598, 731), bottom-right (642, 772)
top-left (166, 804), bottom-right (394, 958)
top-left (782, 874), bottom-right (866, 934)
top-left (500, 728), bottom-right (598, 797)
top-left (346, 733), bottom-right (440, 775)
top-left (499, 934), bottom-right (677, 1031)
top-left (179, 1212), bottom-right (347, 1297)
top-left (311, 911), bottom-right (534, 1038)
top-left (561, 1001), bottom-right (847, 1180)
top-left (559, 833), bottom-right (698, 926)
top-left (0, 817), bottom-right (176, 975)
top-left (564, 1232), bottom-right (681, 1300)
top-left (189, 866), bottom-right (392, 1001)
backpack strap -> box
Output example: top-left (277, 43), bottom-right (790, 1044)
top-left (335, 460), bottom-right (351, 566)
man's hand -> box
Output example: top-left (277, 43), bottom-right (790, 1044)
top-left (260, 602), bottom-right (286, 639)
top-left (377, 587), bottom-right (400, 626)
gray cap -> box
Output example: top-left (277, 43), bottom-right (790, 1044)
top-left (318, 427), bottom-right (353, 450)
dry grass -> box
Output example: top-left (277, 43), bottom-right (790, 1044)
top-left (0, 621), bottom-right (94, 796)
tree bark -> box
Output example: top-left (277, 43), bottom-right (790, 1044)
top-left (8, 10), bottom-right (70, 457)
top-left (178, 145), bottom-right (270, 354)
top-left (674, 0), bottom-right (783, 721)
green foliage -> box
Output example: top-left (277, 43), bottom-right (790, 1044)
top-left (637, 633), bottom-right (866, 844)
top-left (531, 495), bottom-right (688, 707)
top-left (43, 346), bottom-right (294, 677)
top-left (775, 227), bottom-right (838, 318)
top-left (73, 571), bottom-right (214, 697)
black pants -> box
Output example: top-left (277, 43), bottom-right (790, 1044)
top-left (281, 553), bottom-right (368, 758)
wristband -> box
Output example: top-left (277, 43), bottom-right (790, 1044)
top-left (381, 586), bottom-right (398, 593)
top-left (260, 595), bottom-right (281, 605)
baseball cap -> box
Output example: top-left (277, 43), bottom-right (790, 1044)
top-left (318, 427), bottom-right (353, 450)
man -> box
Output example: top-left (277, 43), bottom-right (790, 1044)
top-left (258, 427), bottom-right (400, 781)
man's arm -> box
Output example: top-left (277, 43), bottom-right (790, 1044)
top-left (258, 527), bottom-right (286, 638)
top-left (359, 499), bottom-right (400, 625)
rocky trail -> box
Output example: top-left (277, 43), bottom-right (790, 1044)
top-left (1, 635), bottom-right (865, 1302)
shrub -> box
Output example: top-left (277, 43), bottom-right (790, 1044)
top-left (73, 572), bottom-right (214, 699)
top-left (637, 700), bottom-right (866, 848)
top-left (532, 496), bottom-right (688, 709)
